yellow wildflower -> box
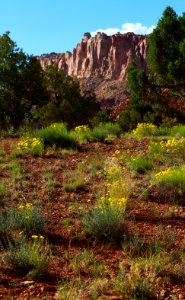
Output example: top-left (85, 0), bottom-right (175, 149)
top-left (18, 205), bottom-right (24, 209)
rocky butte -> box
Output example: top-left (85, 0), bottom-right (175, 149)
top-left (38, 32), bottom-right (147, 105)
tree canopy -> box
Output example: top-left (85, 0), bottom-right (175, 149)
top-left (125, 6), bottom-right (185, 129)
top-left (147, 6), bottom-right (185, 85)
top-left (0, 33), bottom-right (100, 130)
top-left (33, 64), bottom-right (100, 127)
top-left (0, 32), bottom-right (49, 129)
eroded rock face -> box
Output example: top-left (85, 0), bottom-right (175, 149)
top-left (38, 32), bottom-right (147, 104)
top-left (38, 32), bottom-right (147, 81)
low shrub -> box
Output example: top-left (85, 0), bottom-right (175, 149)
top-left (84, 195), bottom-right (126, 240)
top-left (33, 123), bottom-right (78, 149)
top-left (14, 201), bottom-right (46, 235)
top-left (89, 122), bottom-right (121, 142)
top-left (148, 141), bottom-right (164, 161)
top-left (0, 182), bottom-right (6, 204)
top-left (74, 125), bottom-right (91, 142)
top-left (129, 155), bottom-right (153, 173)
top-left (0, 149), bottom-right (6, 157)
top-left (114, 258), bottom-right (157, 299)
top-left (160, 137), bottom-right (185, 157)
top-left (5, 237), bottom-right (51, 278)
top-left (132, 123), bottom-right (157, 137)
top-left (84, 156), bottom-right (129, 241)
top-left (14, 137), bottom-right (44, 156)
top-left (0, 211), bottom-right (14, 249)
top-left (153, 166), bottom-right (185, 202)
top-left (170, 125), bottom-right (185, 137)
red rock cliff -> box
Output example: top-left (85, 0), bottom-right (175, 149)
top-left (39, 32), bottom-right (147, 80)
top-left (38, 32), bottom-right (147, 103)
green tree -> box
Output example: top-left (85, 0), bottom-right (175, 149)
top-left (0, 32), bottom-right (48, 129)
top-left (125, 7), bottom-right (185, 128)
top-left (147, 6), bottom-right (185, 85)
top-left (120, 61), bottom-right (157, 130)
top-left (36, 65), bottom-right (100, 127)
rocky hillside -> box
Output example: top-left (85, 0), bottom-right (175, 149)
top-left (38, 32), bottom-right (147, 103)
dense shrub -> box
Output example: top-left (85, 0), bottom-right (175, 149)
top-left (33, 123), bottom-right (78, 149)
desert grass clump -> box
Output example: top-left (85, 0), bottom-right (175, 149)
top-left (0, 182), bottom-right (6, 204)
top-left (0, 210), bottom-right (14, 249)
top-left (63, 167), bottom-right (86, 192)
top-left (64, 178), bottom-right (85, 192)
top-left (8, 160), bottom-right (23, 177)
top-left (153, 166), bottom-right (185, 202)
top-left (0, 149), bottom-right (6, 157)
top-left (5, 236), bottom-right (50, 278)
top-left (33, 122), bottom-right (78, 149)
top-left (114, 258), bottom-right (157, 299)
top-left (57, 279), bottom-right (84, 300)
top-left (69, 249), bottom-right (104, 276)
top-left (128, 155), bottom-right (153, 173)
top-left (87, 278), bottom-right (109, 299)
top-left (14, 137), bottom-right (44, 156)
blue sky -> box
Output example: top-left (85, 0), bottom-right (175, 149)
top-left (0, 0), bottom-right (184, 55)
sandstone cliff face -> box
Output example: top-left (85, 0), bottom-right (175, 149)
top-left (38, 32), bottom-right (147, 103)
top-left (39, 32), bottom-right (147, 80)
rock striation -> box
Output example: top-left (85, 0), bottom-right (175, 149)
top-left (38, 32), bottom-right (147, 103)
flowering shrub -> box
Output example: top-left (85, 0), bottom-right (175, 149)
top-left (74, 125), bottom-right (90, 134)
top-left (74, 125), bottom-right (91, 142)
top-left (15, 137), bottom-right (44, 156)
top-left (84, 156), bottom-right (129, 240)
top-left (148, 141), bottom-right (164, 160)
top-left (48, 122), bottom-right (67, 130)
top-left (153, 166), bottom-right (185, 202)
top-left (132, 123), bottom-right (157, 137)
top-left (160, 138), bottom-right (185, 155)
top-left (15, 200), bottom-right (46, 235)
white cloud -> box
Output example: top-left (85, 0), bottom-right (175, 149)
top-left (91, 22), bottom-right (155, 36)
